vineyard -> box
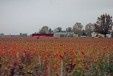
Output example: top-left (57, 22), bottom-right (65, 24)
top-left (0, 37), bottom-right (113, 76)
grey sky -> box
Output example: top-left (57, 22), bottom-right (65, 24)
top-left (0, 0), bottom-right (113, 35)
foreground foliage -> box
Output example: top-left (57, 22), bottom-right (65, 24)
top-left (0, 37), bottom-right (113, 76)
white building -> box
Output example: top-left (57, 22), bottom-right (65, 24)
top-left (106, 34), bottom-right (111, 38)
top-left (54, 31), bottom-right (75, 37)
top-left (91, 32), bottom-right (105, 38)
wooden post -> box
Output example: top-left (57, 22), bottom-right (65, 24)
top-left (60, 60), bottom-right (63, 76)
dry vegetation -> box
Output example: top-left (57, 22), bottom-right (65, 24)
top-left (0, 37), bottom-right (113, 76)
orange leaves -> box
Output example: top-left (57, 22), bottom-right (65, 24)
top-left (0, 37), bottom-right (113, 75)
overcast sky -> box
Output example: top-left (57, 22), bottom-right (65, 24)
top-left (0, 0), bottom-right (113, 35)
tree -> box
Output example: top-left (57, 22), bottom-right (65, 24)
top-left (20, 33), bottom-right (27, 37)
top-left (111, 22), bottom-right (113, 30)
top-left (0, 33), bottom-right (4, 36)
top-left (85, 23), bottom-right (95, 37)
top-left (95, 14), bottom-right (112, 36)
top-left (73, 22), bottom-right (83, 36)
top-left (54, 27), bottom-right (62, 32)
top-left (110, 22), bottom-right (113, 38)
top-left (39, 26), bottom-right (52, 34)
top-left (48, 28), bottom-right (53, 34)
top-left (66, 27), bottom-right (72, 32)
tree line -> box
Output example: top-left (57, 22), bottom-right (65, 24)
top-left (38, 14), bottom-right (113, 37)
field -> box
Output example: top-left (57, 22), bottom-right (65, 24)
top-left (0, 37), bottom-right (113, 76)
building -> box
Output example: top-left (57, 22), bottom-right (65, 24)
top-left (91, 32), bottom-right (105, 38)
top-left (54, 31), bottom-right (75, 37)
